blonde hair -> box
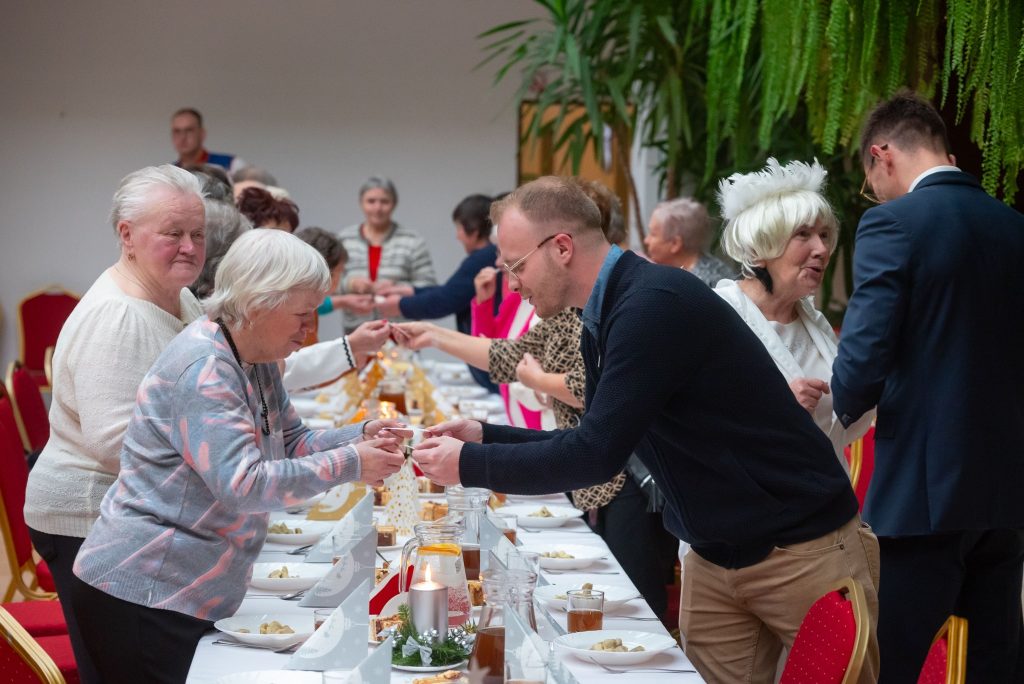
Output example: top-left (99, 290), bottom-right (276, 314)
top-left (491, 176), bottom-right (603, 238)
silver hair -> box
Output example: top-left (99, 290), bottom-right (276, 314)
top-left (191, 200), bottom-right (252, 299)
top-left (109, 164), bottom-right (206, 234)
top-left (204, 228), bottom-right (330, 326)
top-left (720, 188), bottom-right (839, 279)
top-left (650, 198), bottom-right (712, 252)
top-left (358, 176), bottom-right (398, 204)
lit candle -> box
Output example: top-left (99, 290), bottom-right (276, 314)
top-left (409, 565), bottom-right (449, 642)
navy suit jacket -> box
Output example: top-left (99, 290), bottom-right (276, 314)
top-left (832, 170), bottom-right (1024, 536)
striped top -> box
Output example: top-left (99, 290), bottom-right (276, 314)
top-left (73, 316), bottom-right (363, 620)
top-left (337, 221), bottom-right (436, 332)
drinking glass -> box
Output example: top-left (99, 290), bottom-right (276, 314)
top-left (566, 589), bottom-right (604, 633)
top-left (313, 608), bottom-right (332, 630)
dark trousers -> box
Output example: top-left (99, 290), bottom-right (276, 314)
top-left (28, 528), bottom-right (100, 684)
top-left (877, 529), bottom-right (1024, 683)
top-left (589, 476), bottom-right (678, 622)
top-left (70, 575), bottom-right (213, 684)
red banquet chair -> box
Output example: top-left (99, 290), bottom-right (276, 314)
top-left (0, 386), bottom-right (56, 602)
top-left (917, 615), bottom-right (968, 684)
top-left (0, 606), bottom-right (76, 684)
top-left (779, 577), bottom-right (870, 684)
top-left (17, 286), bottom-right (79, 391)
top-left (6, 360), bottom-right (50, 453)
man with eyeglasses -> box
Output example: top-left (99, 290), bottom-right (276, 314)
top-left (832, 91), bottom-right (1024, 682)
top-left (414, 176), bottom-right (880, 682)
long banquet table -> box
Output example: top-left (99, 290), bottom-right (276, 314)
top-left (186, 491), bottom-right (703, 683)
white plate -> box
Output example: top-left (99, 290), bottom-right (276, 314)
top-left (534, 583), bottom-right (641, 612)
top-left (501, 504), bottom-right (584, 528)
top-left (393, 659), bottom-right (468, 672)
top-left (554, 630), bottom-right (678, 666)
top-left (523, 543), bottom-right (605, 570)
top-left (441, 385), bottom-right (488, 399)
top-left (215, 671), bottom-right (323, 684)
top-left (213, 613), bottom-right (313, 649)
top-left (249, 562), bottom-right (329, 591)
top-left (264, 519), bottom-right (335, 546)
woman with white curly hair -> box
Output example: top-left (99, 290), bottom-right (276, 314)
top-left (716, 158), bottom-right (875, 462)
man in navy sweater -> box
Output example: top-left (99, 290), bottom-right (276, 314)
top-left (414, 177), bottom-right (879, 683)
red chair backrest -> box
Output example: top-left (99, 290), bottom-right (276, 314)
top-left (18, 290), bottom-right (79, 377)
top-left (779, 590), bottom-right (858, 684)
top-left (916, 635), bottom-right (948, 684)
top-left (0, 394), bottom-right (34, 568)
top-left (8, 362), bottom-right (50, 452)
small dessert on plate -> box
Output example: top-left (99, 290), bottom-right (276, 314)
top-left (411, 672), bottom-right (468, 684)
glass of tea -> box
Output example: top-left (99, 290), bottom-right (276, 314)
top-left (313, 608), bottom-right (332, 630)
top-left (566, 589), bottom-right (604, 633)
top-left (490, 511), bottom-right (518, 544)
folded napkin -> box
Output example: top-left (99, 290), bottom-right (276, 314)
top-left (287, 578), bottom-right (372, 671)
top-left (347, 635), bottom-right (393, 683)
top-left (300, 529), bottom-right (375, 608)
top-left (305, 492), bottom-right (374, 563)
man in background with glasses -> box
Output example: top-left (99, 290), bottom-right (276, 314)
top-left (414, 176), bottom-right (880, 682)
top-left (833, 91), bottom-right (1024, 682)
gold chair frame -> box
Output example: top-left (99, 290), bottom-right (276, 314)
top-left (834, 576), bottom-right (870, 684)
top-left (847, 438), bottom-right (864, 491)
top-left (0, 606), bottom-right (66, 683)
top-left (43, 346), bottom-right (55, 389)
top-left (930, 615), bottom-right (968, 684)
top-left (6, 360), bottom-right (35, 453)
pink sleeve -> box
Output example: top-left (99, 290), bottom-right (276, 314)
top-left (471, 296), bottom-right (498, 337)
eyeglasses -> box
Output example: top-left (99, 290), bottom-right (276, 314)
top-left (860, 143), bottom-right (888, 205)
top-left (501, 233), bottom-right (564, 280)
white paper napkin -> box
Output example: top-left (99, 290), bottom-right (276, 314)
top-left (287, 578), bottom-right (372, 671)
top-left (348, 635), bottom-right (393, 683)
top-left (300, 529), bottom-right (375, 608)
top-left (305, 492), bottom-right (374, 563)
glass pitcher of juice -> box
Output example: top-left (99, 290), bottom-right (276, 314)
top-left (469, 568), bottom-right (538, 684)
top-left (400, 521), bottom-right (471, 625)
top-left (445, 485), bottom-right (492, 581)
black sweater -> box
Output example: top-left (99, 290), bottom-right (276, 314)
top-left (460, 251), bottom-right (856, 569)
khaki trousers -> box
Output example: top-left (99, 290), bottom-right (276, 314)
top-left (679, 516), bottom-right (880, 683)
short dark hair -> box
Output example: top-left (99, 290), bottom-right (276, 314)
top-left (859, 91), bottom-right (950, 161)
top-left (295, 226), bottom-right (348, 270)
top-left (236, 186), bottom-right (300, 232)
top-left (452, 194), bottom-right (494, 239)
top-left (172, 107), bottom-right (203, 127)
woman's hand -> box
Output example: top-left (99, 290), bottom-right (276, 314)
top-left (390, 322), bottom-right (439, 351)
top-left (355, 438), bottom-right (405, 486)
top-left (347, 320), bottom-right (391, 356)
top-left (376, 284), bottom-right (414, 298)
top-left (347, 277), bottom-right (374, 295)
top-left (362, 418), bottom-right (405, 440)
top-left (515, 352), bottom-right (545, 390)
top-left (789, 377), bottom-right (830, 413)
top-left (423, 418), bottom-right (483, 443)
top-left (474, 267), bottom-right (498, 304)
top-left (335, 293), bottom-right (375, 315)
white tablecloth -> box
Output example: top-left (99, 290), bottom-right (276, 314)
top-left (186, 495), bottom-right (702, 683)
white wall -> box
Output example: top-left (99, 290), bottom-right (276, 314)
top-left (0, 0), bottom-right (540, 364)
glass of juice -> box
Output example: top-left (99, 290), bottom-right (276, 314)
top-left (566, 589), bottom-right (604, 633)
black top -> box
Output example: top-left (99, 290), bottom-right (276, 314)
top-left (461, 250), bottom-right (856, 568)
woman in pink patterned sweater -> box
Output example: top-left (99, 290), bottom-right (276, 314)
top-left (71, 230), bottom-right (405, 683)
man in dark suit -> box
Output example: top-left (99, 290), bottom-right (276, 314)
top-left (833, 91), bottom-right (1024, 682)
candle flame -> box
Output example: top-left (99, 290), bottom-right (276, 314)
top-left (424, 564), bottom-right (432, 583)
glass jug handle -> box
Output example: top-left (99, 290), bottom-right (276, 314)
top-left (399, 536), bottom-right (420, 593)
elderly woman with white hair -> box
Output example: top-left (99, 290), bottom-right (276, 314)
top-left (716, 158), bottom-right (875, 461)
top-left (69, 229), bottom-right (405, 682)
top-left (24, 164), bottom-right (208, 683)
top-left (643, 197), bottom-right (734, 285)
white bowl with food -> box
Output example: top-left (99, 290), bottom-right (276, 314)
top-left (534, 583), bottom-right (641, 612)
top-left (500, 503), bottom-right (584, 529)
top-left (264, 519), bottom-right (335, 546)
top-left (523, 543), bottom-right (605, 570)
top-left (554, 630), bottom-right (678, 666)
top-left (249, 562), bottom-right (329, 591)
top-left (213, 613), bottom-right (313, 649)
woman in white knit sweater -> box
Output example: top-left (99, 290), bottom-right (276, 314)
top-left (24, 165), bottom-right (208, 684)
